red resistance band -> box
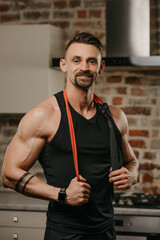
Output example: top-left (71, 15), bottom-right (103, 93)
top-left (63, 89), bottom-right (104, 181)
top-left (63, 89), bottom-right (80, 181)
top-left (93, 93), bottom-right (104, 104)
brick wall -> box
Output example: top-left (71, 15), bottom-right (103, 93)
top-left (95, 68), bottom-right (160, 194)
top-left (0, 0), bottom-right (106, 55)
top-left (0, 0), bottom-right (160, 194)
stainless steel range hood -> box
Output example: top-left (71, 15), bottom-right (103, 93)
top-left (106, 0), bottom-right (160, 66)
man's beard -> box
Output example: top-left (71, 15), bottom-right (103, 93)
top-left (74, 70), bottom-right (96, 90)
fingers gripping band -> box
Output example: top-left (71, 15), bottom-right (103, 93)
top-left (22, 175), bottom-right (35, 194)
top-left (15, 172), bottom-right (30, 192)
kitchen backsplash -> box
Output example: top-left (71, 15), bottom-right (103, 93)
top-left (0, 0), bottom-right (160, 194)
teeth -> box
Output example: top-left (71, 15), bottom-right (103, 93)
top-left (79, 75), bottom-right (90, 77)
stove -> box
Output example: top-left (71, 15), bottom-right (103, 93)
top-left (113, 193), bottom-right (160, 209)
top-left (113, 193), bottom-right (160, 240)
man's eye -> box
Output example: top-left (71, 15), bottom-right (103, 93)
top-left (89, 60), bottom-right (96, 64)
top-left (73, 59), bottom-right (79, 63)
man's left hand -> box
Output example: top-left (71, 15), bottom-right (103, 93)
top-left (109, 167), bottom-right (137, 189)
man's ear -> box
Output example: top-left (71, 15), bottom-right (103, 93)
top-left (60, 58), bottom-right (67, 73)
top-left (99, 60), bottom-right (105, 74)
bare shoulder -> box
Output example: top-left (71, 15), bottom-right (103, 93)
top-left (108, 105), bottom-right (128, 134)
top-left (18, 96), bottom-right (60, 139)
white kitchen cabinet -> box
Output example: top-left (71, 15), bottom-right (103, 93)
top-left (0, 210), bottom-right (46, 240)
top-left (0, 24), bottom-right (65, 113)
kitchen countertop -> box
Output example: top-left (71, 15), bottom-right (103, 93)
top-left (0, 191), bottom-right (160, 216)
top-left (114, 206), bottom-right (160, 216)
top-left (0, 190), bottom-right (48, 212)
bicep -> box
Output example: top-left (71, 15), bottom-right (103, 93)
top-left (4, 132), bottom-right (45, 171)
top-left (3, 115), bottom-right (46, 180)
top-left (110, 105), bottom-right (138, 168)
top-left (115, 108), bottom-right (136, 164)
top-left (122, 133), bottom-right (136, 165)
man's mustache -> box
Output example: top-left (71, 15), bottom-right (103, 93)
top-left (75, 71), bottom-right (94, 78)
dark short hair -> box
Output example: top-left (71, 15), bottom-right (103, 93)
top-left (65, 32), bottom-right (102, 54)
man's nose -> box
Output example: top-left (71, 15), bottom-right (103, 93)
top-left (80, 61), bottom-right (89, 70)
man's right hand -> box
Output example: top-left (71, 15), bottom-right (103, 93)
top-left (65, 175), bottom-right (91, 206)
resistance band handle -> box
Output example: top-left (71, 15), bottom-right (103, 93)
top-left (93, 94), bottom-right (104, 104)
top-left (94, 93), bottom-right (122, 171)
top-left (63, 89), bottom-right (80, 181)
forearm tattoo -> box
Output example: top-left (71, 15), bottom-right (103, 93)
top-left (124, 161), bottom-right (137, 167)
top-left (15, 172), bottom-right (35, 194)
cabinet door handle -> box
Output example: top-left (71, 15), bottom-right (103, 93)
top-left (13, 216), bottom-right (18, 222)
top-left (13, 233), bottom-right (18, 239)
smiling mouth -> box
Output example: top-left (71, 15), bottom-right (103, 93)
top-left (75, 70), bottom-right (93, 79)
top-left (78, 75), bottom-right (91, 79)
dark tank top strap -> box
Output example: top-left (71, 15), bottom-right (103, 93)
top-left (54, 91), bottom-right (78, 131)
top-left (103, 103), bottom-right (122, 139)
top-left (54, 91), bottom-right (68, 131)
top-left (103, 102), bottom-right (123, 169)
top-left (54, 91), bottom-right (65, 112)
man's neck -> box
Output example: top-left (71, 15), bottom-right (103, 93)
top-left (65, 83), bottom-right (96, 118)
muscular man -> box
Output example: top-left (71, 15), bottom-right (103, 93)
top-left (2, 32), bottom-right (138, 240)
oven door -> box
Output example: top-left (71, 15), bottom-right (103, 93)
top-left (117, 235), bottom-right (160, 240)
top-left (117, 236), bottom-right (146, 240)
top-left (115, 214), bottom-right (160, 240)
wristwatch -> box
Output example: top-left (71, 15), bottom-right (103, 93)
top-left (58, 188), bottom-right (66, 204)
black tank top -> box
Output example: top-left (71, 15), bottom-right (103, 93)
top-left (39, 91), bottom-right (121, 234)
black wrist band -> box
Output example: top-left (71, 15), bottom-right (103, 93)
top-left (58, 188), bottom-right (66, 204)
top-left (15, 172), bottom-right (30, 192)
top-left (22, 175), bottom-right (35, 194)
